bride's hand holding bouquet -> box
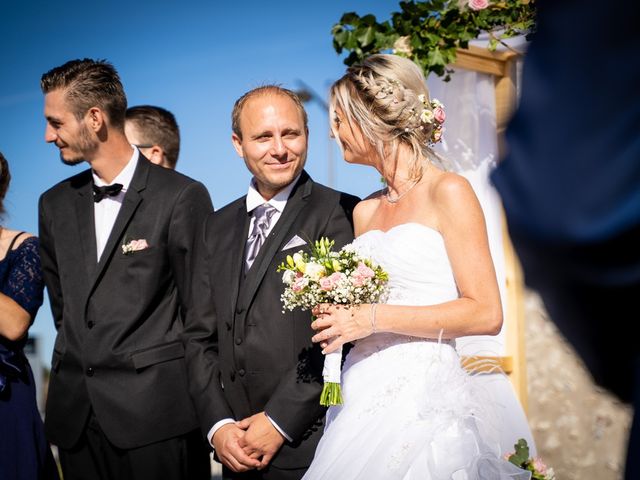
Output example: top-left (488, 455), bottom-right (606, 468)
top-left (311, 303), bottom-right (378, 354)
top-left (278, 237), bottom-right (388, 406)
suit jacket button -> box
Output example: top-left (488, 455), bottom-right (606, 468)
top-left (86, 367), bottom-right (94, 377)
top-left (235, 306), bottom-right (244, 315)
top-left (235, 338), bottom-right (242, 345)
top-left (230, 371), bottom-right (235, 381)
top-left (238, 369), bottom-right (245, 377)
top-left (225, 322), bottom-right (231, 331)
top-left (87, 321), bottom-right (95, 329)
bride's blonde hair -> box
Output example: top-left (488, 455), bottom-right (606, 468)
top-left (330, 54), bottom-right (443, 179)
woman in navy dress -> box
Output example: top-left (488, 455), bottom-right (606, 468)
top-left (0, 152), bottom-right (59, 480)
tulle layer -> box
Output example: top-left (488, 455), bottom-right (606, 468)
top-left (303, 334), bottom-right (531, 480)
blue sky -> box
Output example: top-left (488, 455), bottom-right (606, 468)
top-left (1, 0), bottom-right (399, 365)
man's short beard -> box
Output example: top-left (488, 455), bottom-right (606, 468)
top-left (60, 121), bottom-right (98, 166)
top-left (60, 153), bottom-right (84, 166)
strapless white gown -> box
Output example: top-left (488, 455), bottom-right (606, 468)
top-left (303, 223), bottom-right (530, 480)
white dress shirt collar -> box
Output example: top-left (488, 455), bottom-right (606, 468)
top-left (245, 174), bottom-right (301, 214)
top-left (92, 147), bottom-right (139, 190)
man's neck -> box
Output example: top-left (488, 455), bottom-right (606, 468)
top-left (90, 135), bottom-right (135, 184)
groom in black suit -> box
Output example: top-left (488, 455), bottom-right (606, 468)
top-left (39, 59), bottom-right (212, 479)
top-left (184, 86), bottom-right (359, 479)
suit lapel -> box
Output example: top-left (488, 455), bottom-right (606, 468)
top-left (74, 171), bottom-right (98, 281)
top-left (238, 173), bottom-right (312, 310)
top-left (91, 158), bottom-right (149, 288)
top-left (229, 203), bottom-right (251, 318)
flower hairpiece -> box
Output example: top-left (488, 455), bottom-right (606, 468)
top-left (417, 95), bottom-right (446, 145)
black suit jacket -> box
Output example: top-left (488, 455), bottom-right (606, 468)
top-left (39, 156), bottom-right (213, 449)
top-left (184, 171), bottom-right (359, 469)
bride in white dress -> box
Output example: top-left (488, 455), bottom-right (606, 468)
top-left (303, 55), bottom-right (530, 479)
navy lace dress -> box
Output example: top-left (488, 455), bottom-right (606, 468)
top-left (0, 235), bottom-right (59, 480)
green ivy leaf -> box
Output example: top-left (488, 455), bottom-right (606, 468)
top-left (508, 438), bottom-right (530, 467)
top-left (331, 0), bottom-right (536, 79)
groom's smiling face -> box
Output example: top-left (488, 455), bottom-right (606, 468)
top-left (44, 89), bottom-right (98, 165)
top-left (232, 93), bottom-right (308, 200)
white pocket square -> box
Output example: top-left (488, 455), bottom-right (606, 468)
top-left (282, 235), bottom-right (307, 251)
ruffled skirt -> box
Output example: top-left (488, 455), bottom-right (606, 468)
top-left (303, 334), bottom-right (530, 480)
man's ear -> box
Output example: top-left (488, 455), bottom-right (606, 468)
top-left (86, 107), bottom-right (104, 132)
top-left (231, 133), bottom-right (245, 158)
top-left (147, 146), bottom-right (165, 166)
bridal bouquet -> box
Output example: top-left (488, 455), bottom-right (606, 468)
top-left (277, 237), bottom-right (388, 406)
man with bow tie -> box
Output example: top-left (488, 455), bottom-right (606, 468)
top-left (184, 86), bottom-right (359, 479)
top-left (38, 58), bottom-right (213, 480)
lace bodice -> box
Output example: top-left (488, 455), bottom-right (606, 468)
top-left (0, 236), bottom-right (44, 320)
top-left (0, 236), bottom-right (44, 391)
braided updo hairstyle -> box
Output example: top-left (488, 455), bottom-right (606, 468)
top-left (0, 152), bottom-right (11, 218)
top-left (330, 54), bottom-right (443, 179)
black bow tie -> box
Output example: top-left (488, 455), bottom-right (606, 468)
top-left (93, 183), bottom-right (123, 202)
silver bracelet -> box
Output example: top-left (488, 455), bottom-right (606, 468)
top-left (370, 303), bottom-right (378, 334)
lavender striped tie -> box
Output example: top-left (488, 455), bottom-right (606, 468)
top-left (245, 204), bottom-right (277, 272)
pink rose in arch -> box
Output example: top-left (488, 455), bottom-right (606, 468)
top-left (468, 0), bottom-right (489, 10)
top-left (433, 106), bottom-right (446, 124)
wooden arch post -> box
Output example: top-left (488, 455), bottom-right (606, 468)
top-left (454, 45), bottom-right (529, 412)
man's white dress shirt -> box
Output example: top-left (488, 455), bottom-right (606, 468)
top-left (92, 148), bottom-right (139, 261)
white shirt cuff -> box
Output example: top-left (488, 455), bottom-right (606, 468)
top-left (208, 418), bottom-right (236, 446)
top-left (265, 413), bottom-right (292, 442)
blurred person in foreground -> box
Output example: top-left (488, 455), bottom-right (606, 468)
top-left (0, 151), bottom-right (59, 480)
top-left (491, 1), bottom-right (640, 478)
top-left (125, 105), bottom-right (180, 169)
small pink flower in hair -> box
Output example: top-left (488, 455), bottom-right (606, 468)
top-left (433, 106), bottom-right (446, 124)
top-left (468, 0), bottom-right (489, 10)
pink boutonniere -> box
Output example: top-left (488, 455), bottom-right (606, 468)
top-left (122, 239), bottom-right (149, 255)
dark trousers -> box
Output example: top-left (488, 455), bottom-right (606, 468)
top-left (223, 465), bottom-right (307, 480)
top-left (58, 412), bottom-right (211, 480)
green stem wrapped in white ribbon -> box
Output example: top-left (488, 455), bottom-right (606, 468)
top-left (320, 347), bottom-right (343, 406)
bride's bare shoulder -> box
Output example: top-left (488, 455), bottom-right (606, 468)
top-left (353, 193), bottom-right (383, 235)
top-left (431, 171), bottom-right (474, 202)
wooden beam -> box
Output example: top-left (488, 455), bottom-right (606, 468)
top-left (454, 44), bottom-right (518, 77)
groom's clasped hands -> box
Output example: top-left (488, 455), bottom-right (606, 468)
top-left (213, 412), bottom-right (286, 473)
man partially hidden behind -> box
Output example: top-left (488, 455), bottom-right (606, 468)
top-left (125, 105), bottom-right (180, 170)
top-left (184, 86), bottom-right (359, 479)
top-left (39, 58), bottom-right (213, 480)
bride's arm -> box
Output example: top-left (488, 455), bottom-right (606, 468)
top-left (312, 174), bottom-right (503, 353)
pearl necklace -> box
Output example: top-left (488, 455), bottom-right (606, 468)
top-left (385, 178), bottom-right (420, 204)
